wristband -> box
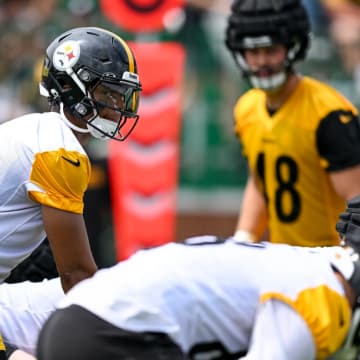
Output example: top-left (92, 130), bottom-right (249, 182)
top-left (233, 230), bottom-right (256, 243)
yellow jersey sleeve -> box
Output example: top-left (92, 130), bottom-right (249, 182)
top-left (28, 147), bottom-right (91, 214)
top-left (316, 110), bottom-right (360, 171)
top-left (261, 285), bottom-right (351, 359)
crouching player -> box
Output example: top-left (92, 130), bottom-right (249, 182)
top-left (4, 195), bottom-right (360, 359)
top-left (34, 237), bottom-right (360, 360)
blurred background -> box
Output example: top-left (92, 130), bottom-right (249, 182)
top-left (1, 0), bottom-right (360, 266)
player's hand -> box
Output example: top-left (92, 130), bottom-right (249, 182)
top-left (336, 195), bottom-right (360, 252)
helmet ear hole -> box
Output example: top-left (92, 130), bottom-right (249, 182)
top-left (72, 98), bottom-right (95, 119)
top-left (74, 103), bottom-right (89, 117)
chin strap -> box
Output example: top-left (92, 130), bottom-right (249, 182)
top-left (249, 71), bottom-right (287, 91)
top-left (59, 103), bottom-right (90, 134)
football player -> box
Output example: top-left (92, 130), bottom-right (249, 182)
top-left (2, 197), bottom-right (360, 360)
top-left (225, 0), bottom-right (360, 246)
top-left (0, 26), bottom-right (141, 293)
top-left (9, 237), bottom-right (359, 360)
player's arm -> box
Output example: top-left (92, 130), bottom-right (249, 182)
top-left (234, 172), bottom-right (268, 242)
top-left (330, 166), bottom-right (360, 201)
top-left (239, 299), bottom-right (316, 360)
top-left (317, 110), bottom-right (360, 200)
top-left (42, 205), bottom-right (97, 293)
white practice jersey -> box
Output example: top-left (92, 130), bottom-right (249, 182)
top-left (0, 112), bottom-right (90, 281)
top-left (0, 278), bottom-right (64, 355)
top-left (59, 237), bottom-right (351, 359)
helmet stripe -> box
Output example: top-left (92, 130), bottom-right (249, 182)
top-left (94, 27), bottom-right (135, 73)
top-left (112, 34), bottom-right (135, 73)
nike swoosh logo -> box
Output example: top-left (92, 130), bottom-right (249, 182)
top-left (61, 156), bottom-right (80, 167)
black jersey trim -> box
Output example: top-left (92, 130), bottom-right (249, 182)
top-left (316, 110), bottom-right (360, 172)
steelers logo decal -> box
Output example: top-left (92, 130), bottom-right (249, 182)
top-left (53, 41), bottom-right (81, 71)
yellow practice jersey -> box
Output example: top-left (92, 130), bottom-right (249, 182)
top-left (0, 112), bottom-right (91, 281)
top-left (234, 76), bottom-right (360, 247)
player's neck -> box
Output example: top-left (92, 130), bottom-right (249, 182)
top-left (62, 108), bottom-right (92, 146)
top-left (74, 132), bottom-right (91, 146)
top-left (265, 73), bottom-right (301, 113)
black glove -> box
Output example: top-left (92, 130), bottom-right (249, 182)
top-left (336, 195), bottom-right (360, 252)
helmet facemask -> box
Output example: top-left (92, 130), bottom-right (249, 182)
top-left (73, 71), bottom-right (141, 141)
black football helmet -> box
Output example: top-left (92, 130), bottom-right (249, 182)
top-left (225, 0), bottom-right (311, 90)
top-left (40, 27), bottom-right (142, 141)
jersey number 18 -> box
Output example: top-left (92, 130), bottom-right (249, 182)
top-left (256, 152), bottom-right (301, 223)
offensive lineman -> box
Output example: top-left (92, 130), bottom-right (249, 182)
top-left (0, 235), bottom-right (353, 360)
top-left (2, 193), bottom-right (360, 360)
